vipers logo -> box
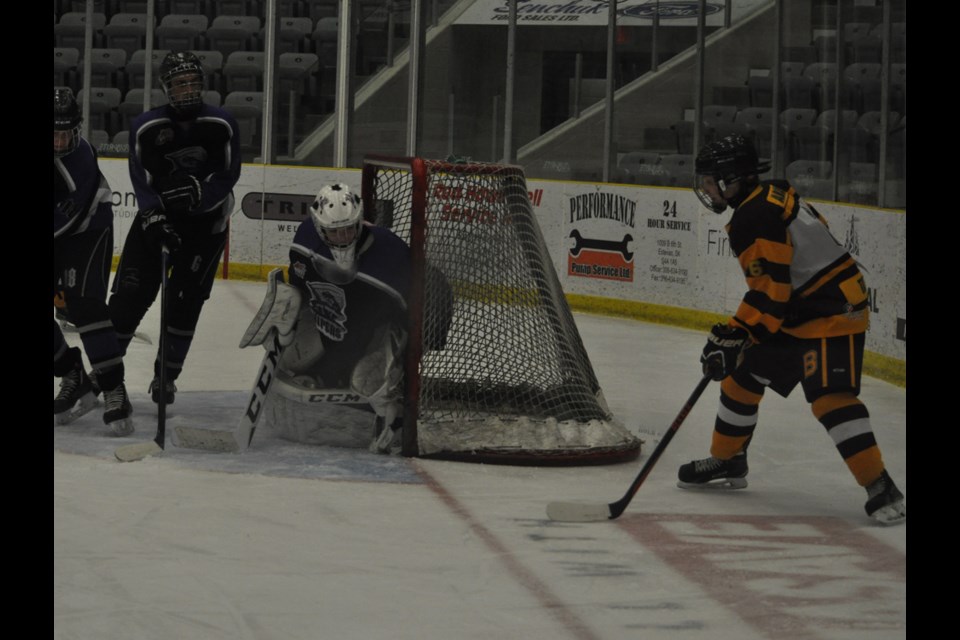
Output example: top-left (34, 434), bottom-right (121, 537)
top-left (306, 281), bottom-right (348, 341)
top-left (620, 1), bottom-right (724, 19)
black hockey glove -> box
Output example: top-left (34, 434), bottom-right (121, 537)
top-left (140, 209), bottom-right (182, 252)
top-left (156, 174), bottom-right (202, 213)
top-left (701, 323), bottom-right (750, 381)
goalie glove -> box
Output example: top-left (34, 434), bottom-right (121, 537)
top-left (140, 209), bottom-right (182, 252)
top-left (156, 174), bottom-right (202, 213)
top-left (701, 323), bottom-right (749, 381)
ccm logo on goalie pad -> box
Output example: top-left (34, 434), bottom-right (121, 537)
top-left (306, 392), bottom-right (365, 403)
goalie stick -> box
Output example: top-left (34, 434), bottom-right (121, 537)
top-left (169, 268), bottom-right (295, 453)
top-left (546, 373), bottom-right (713, 522)
top-left (170, 328), bottom-right (285, 453)
top-left (115, 245), bottom-right (172, 462)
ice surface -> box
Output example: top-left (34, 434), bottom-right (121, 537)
top-left (54, 279), bottom-right (906, 640)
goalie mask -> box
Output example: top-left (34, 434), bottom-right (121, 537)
top-left (310, 183), bottom-right (364, 271)
top-left (694, 134), bottom-right (770, 213)
top-left (160, 51), bottom-right (204, 117)
top-left (54, 87), bottom-right (82, 157)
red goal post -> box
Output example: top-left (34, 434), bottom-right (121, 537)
top-left (361, 155), bottom-right (641, 465)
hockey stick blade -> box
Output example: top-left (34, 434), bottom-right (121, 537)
top-left (545, 374), bottom-right (713, 522)
top-left (546, 501), bottom-right (613, 522)
top-left (114, 440), bottom-right (163, 462)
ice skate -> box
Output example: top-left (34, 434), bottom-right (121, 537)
top-left (677, 452), bottom-right (748, 490)
top-left (54, 363), bottom-right (99, 425)
top-left (149, 376), bottom-right (177, 405)
top-left (865, 470), bottom-right (906, 525)
top-left (103, 383), bottom-right (134, 437)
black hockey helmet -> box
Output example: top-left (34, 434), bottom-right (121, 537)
top-left (159, 51), bottom-right (204, 115)
top-left (54, 87), bottom-right (82, 157)
top-left (694, 134), bottom-right (770, 213)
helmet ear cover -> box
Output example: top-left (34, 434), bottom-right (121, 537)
top-left (54, 87), bottom-right (82, 157)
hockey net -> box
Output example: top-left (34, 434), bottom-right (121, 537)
top-left (361, 156), bottom-right (641, 465)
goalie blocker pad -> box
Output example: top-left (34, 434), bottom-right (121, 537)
top-left (239, 268), bottom-right (302, 349)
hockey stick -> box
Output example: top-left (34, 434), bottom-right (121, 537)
top-left (169, 268), bottom-right (294, 453)
top-left (170, 328), bottom-right (285, 453)
top-left (546, 373), bottom-right (713, 522)
top-left (115, 245), bottom-right (171, 462)
top-left (58, 318), bottom-right (154, 345)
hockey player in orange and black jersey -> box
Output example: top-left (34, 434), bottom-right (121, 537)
top-left (677, 134), bottom-right (905, 525)
top-left (108, 51), bottom-right (241, 406)
top-left (53, 87), bottom-right (134, 436)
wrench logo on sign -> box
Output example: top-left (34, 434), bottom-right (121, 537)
top-left (569, 229), bottom-right (634, 261)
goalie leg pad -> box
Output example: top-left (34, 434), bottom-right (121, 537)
top-left (277, 306), bottom-right (328, 376)
top-left (239, 268), bottom-right (302, 349)
top-left (351, 325), bottom-right (407, 454)
top-left (350, 324), bottom-right (406, 411)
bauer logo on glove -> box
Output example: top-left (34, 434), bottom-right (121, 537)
top-left (140, 209), bottom-right (183, 252)
top-left (701, 323), bottom-right (750, 380)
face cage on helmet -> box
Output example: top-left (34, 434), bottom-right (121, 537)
top-left (163, 73), bottom-right (204, 112)
top-left (54, 124), bottom-right (81, 157)
top-left (320, 224), bottom-right (361, 271)
top-left (311, 195), bottom-right (363, 270)
top-left (694, 173), bottom-right (736, 214)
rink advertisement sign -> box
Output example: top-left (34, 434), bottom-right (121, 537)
top-left (240, 192), bottom-right (315, 227)
top-left (567, 229), bottom-right (634, 281)
top-left (97, 159), bottom-right (905, 363)
top-left (454, 0), bottom-right (732, 26)
top-left (643, 199), bottom-right (695, 288)
top-left (566, 189), bottom-right (637, 282)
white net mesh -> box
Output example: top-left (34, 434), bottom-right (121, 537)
top-left (362, 156), bottom-right (641, 465)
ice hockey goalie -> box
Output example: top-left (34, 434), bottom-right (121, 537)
top-left (244, 183), bottom-right (414, 453)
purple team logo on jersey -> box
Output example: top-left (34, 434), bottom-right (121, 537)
top-left (165, 146), bottom-right (209, 172)
top-left (156, 127), bottom-right (175, 146)
top-left (306, 281), bottom-right (348, 341)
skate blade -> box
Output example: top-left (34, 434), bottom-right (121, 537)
top-left (870, 500), bottom-right (906, 526)
top-left (677, 477), bottom-right (748, 491)
top-left (106, 417), bottom-right (135, 437)
top-left (54, 393), bottom-right (99, 426)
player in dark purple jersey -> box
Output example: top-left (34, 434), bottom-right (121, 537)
top-left (53, 87), bottom-right (133, 435)
top-left (108, 51), bottom-right (242, 406)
